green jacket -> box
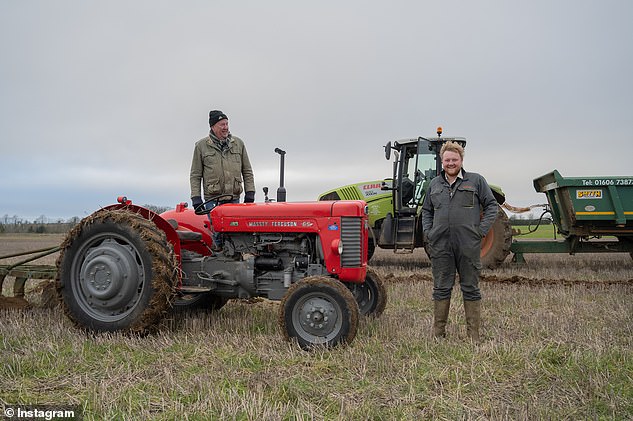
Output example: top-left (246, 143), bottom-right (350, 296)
top-left (189, 133), bottom-right (255, 200)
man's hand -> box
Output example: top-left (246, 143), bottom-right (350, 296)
top-left (191, 196), bottom-right (203, 209)
top-left (244, 191), bottom-right (255, 203)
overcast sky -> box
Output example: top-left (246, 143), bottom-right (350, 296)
top-left (1, 1), bottom-right (632, 221)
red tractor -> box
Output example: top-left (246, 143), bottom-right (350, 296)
top-left (56, 189), bottom-right (387, 349)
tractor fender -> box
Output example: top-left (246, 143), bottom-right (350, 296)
top-left (100, 204), bottom-right (182, 265)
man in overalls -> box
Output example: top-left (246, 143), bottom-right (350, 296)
top-left (421, 141), bottom-right (498, 342)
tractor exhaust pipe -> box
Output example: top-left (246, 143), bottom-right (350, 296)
top-left (274, 147), bottom-right (287, 202)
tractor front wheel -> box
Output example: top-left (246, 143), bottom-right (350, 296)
top-left (56, 210), bottom-right (176, 334)
top-left (367, 236), bottom-right (376, 261)
top-left (279, 277), bottom-right (359, 350)
top-left (346, 267), bottom-right (387, 317)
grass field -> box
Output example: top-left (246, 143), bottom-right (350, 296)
top-left (511, 224), bottom-right (558, 239)
top-left (1, 235), bottom-right (632, 419)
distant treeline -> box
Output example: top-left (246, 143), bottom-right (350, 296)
top-left (0, 221), bottom-right (77, 234)
top-left (0, 218), bottom-right (79, 234)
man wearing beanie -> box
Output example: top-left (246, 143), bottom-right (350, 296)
top-left (190, 110), bottom-right (256, 249)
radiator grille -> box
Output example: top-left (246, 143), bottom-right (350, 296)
top-left (341, 217), bottom-right (362, 267)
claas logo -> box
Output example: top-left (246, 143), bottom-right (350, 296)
top-left (576, 190), bottom-right (602, 199)
top-left (362, 183), bottom-right (382, 190)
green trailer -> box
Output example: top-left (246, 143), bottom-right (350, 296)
top-left (510, 170), bottom-right (633, 262)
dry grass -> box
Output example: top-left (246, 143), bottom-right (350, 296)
top-left (1, 236), bottom-right (632, 419)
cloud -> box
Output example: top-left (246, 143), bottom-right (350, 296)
top-left (1, 0), bottom-right (632, 222)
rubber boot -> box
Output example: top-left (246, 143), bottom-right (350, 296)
top-left (433, 299), bottom-right (451, 338)
top-left (464, 300), bottom-right (481, 343)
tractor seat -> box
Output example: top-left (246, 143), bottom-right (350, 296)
top-left (166, 219), bottom-right (203, 241)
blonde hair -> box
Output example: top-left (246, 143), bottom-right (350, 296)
top-left (440, 141), bottom-right (464, 159)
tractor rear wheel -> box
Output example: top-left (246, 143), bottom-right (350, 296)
top-left (346, 267), bottom-right (387, 317)
top-left (480, 206), bottom-right (512, 269)
top-left (279, 277), bottom-right (359, 350)
top-left (56, 210), bottom-right (176, 334)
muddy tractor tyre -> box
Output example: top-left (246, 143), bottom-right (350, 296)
top-left (346, 267), bottom-right (387, 317)
top-left (56, 210), bottom-right (177, 334)
top-left (480, 206), bottom-right (512, 269)
top-left (279, 277), bottom-right (359, 350)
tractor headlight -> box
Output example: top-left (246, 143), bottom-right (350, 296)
top-left (331, 239), bottom-right (344, 255)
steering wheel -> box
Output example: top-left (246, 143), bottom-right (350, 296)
top-left (194, 194), bottom-right (237, 215)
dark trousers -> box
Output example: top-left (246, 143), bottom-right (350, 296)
top-left (430, 239), bottom-right (482, 301)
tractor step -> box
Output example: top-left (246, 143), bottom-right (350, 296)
top-left (395, 215), bottom-right (416, 248)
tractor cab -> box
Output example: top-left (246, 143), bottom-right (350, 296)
top-left (377, 127), bottom-right (467, 252)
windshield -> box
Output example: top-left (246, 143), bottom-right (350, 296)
top-left (397, 139), bottom-right (437, 208)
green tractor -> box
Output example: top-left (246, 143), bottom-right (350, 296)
top-left (319, 128), bottom-right (512, 269)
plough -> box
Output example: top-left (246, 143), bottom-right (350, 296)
top-left (0, 246), bottom-right (60, 309)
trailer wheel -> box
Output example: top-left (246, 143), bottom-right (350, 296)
top-left (480, 206), bottom-right (512, 269)
top-left (56, 210), bottom-right (176, 334)
top-left (346, 267), bottom-right (387, 317)
top-left (279, 277), bottom-right (359, 350)
top-left (616, 237), bottom-right (633, 261)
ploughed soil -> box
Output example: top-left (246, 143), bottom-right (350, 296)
top-left (0, 296), bottom-right (30, 310)
top-left (383, 272), bottom-right (633, 287)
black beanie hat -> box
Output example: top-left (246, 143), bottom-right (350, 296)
top-left (209, 110), bottom-right (228, 127)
